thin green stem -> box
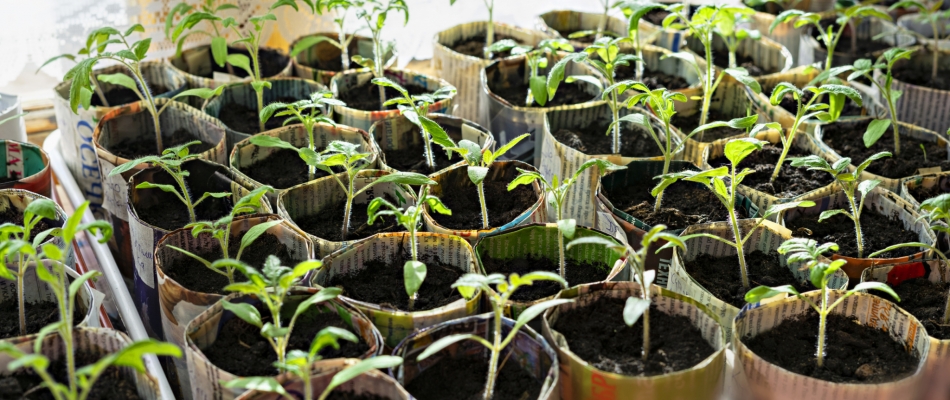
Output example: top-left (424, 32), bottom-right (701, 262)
top-left (771, 96), bottom-right (807, 182)
top-left (130, 64), bottom-right (163, 152)
top-left (477, 182), bottom-right (489, 229)
top-left (641, 299), bottom-right (651, 361)
top-left (342, 177), bottom-right (356, 239)
top-left (306, 123), bottom-right (317, 179)
top-left (845, 191), bottom-right (865, 258)
top-left (338, 16), bottom-right (350, 71)
top-left (484, 0), bottom-right (495, 58)
top-left (373, 30), bottom-right (387, 110)
top-left (16, 255), bottom-right (25, 336)
top-left (730, 167), bottom-right (750, 288)
top-left (483, 300), bottom-right (503, 400)
top-left (932, 19), bottom-right (940, 81)
top-left (634, 29), bottom-right (644, 81)
top-left (610, 87), bottom-right (621, 154)
top-left (89, 73), bottom-right (109, 107)
top-left (699, 39), bottom-right (715, 129)
top-left (556, 206), bottom-right (566, 278)
top-left (595, 0), bottom-right (609, 40)
top-left (817, 288), bottom-right (828, 367)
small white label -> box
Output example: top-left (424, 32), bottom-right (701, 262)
top-left (98, 158), bottom-right (130, 221)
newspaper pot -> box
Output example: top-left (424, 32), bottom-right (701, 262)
top-left (481, 53), bottom-right (604, 163)
top-left (422, 161), bottom-right (544, 244)
top-left (473, 223), bottom-right (628, 320)
top-left (749, 11), bottom-right (811, 66)
top-left (203, 77), bottom-right (325, 149)
top-left (685, 34), bottom-right (793, 84)
top-left (799, 17), bottom-right (914, 68)
top-left (432, 21), bottom-right (553, 126)
top-left (616, 45), bottom-right (703, 99)
top-left (235, 358), bottom-right (411, 400)
top-left (277, 169), bottom-right (415, 258)
top-left (0, 327), bottom-right (164, 399)
top-left (0, 261), bottom-right (102, 342)
top-left (0, 92), bottom-right (25, 142)
top-left (0, 189), bottom-right (72, 266)
top-left (0, 140), bottom-right (52, 198)
top-left (537, 10), bottom-right (635, 50)
top-left (53, 61), bottom-right (187, 220)
top-left (168, 44), bottom-right (293, 108)
top-left (329, 69), bottom-right (453, 132)
top-left (390, 313), bottom-right (560, 400)
top-left (669, 219), bottom-right (849, 341)
top-left (897, 14), bottom-right (950, 51)
top-left (185, 288), bottom-right (384, 400)
top-left (94, 98), bottom-right (227, 278)
top-left (541, 281), bottom-right (727, 400)
top-left (154, 214), bottom-right (311, 394)
top-left (312, 232), bottom-right (481, 348)
top-left (369, 113), bottom-right (493, 176)
top-left (884, 46), bottom-right (950, 134)
top-left (861, 260), bottom-right (950, 400)
top-left (733, 291), bottom-right (930, 400)
top-left (779, 185), bottom-right (937, 279)
top-left (229, 122), bottom-right (377, 208)
top-left (900, 171), bottom-right (950, 250)
top-left (636, 2), bottom-right (688, 52)
top-left (813, 116), bottom-right (947, 191)
top-left (670, 76), bottom-right (757, 157)
top-left (292, 32), bottom-right (394, 86)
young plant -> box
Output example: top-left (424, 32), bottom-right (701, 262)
top-left (166, 0), bottom-right (238, 68)
top-left (108, 141), bottom-right (229, 224)
top-left (653, 138), bottom-right (815, 288)
top-left (838, 48), bottom-right (915, 155)
top-left (374, 77), bottom-right (458, 171)
top-left (448, 0), bottom-right (497, 58)
top-left (488, 38), bottom-right (575, 107)
top-left (417, 272), bottom-right (571, 400)
top-left (351, 0), bottom-right (409, 108)
top-left (890, 1), bottom-right (948, 80)
top-left (745, 238), bottom-right (899, 367)
top-left (789, 151), bottom-right (892, 258)
top-left (507, 159), bottom-right (625, 277)
top-left (367, 185), bottom-right (452, 310)
top-left (446, 134), bottom-right (530, 229)
top-left (714, 9), bottom-right (762, 69)
top-left (770, 4), bottom-right (891, 71)
top-left (617, 1), bottom-right (666, 80)
top-left (255, 90), bottom-right (345, 179)
top-left (280, 0), bottom-right (364, 70)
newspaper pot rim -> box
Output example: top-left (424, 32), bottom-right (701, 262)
top-left (0, 260), bottom-right (100, 342)
top-left (432, 20), bottom-right (554, 64)
top-left (328, 68), bottom-right (454, 116)
top-left (799, 16), bottom-right (912, 62)
top-left (235, 358), bottom-right (411, 400)
top-left (368, 112), bottom-right (494, 176)
top-left (200, 76), bottom-right (327, 135)
top-left (860, 260), bottom-right (950, 341)
top-left (886, 45), bottom-right (950, 94)
top-left (542, 105), bottom-right (686, 161)
top-left (685, 34), bottom-right (794, 83)
top-left (536, 9), bottom-right (632, 49)
top-left (896, 15), bottom-right (950, 48)
top-left (480, 52), bottom-right (608, 112)
top-left (53, 60), bottom-right (188, 109)
top-left (899, 169), bottom-right (950, 208)
top-left (289, 32), bottom-right (389, 85)
top-left (0, 140), bottom-right (53, 198)
top-left (0, 188), bottom-right (67, 247)
top-left (167, 43), bottom-right (293, 87)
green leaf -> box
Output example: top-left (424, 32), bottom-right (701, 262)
top-left (374, 172), bottom-right (436, 186)
top-left (744, 285), bottom-right (800, 303)
top-left (854, 152), bottom-right (892, 176)
top-left (819, 209), bottom-right (849, 221)
top-left (852, 281), bottom-right (899, 301)
top-left (557, 219), bottom-right (577, 240)
top-left (261, 322), bottom-right (290, 338)
top-left (109, 339), bottom-right (182, 373)
top-left (418, 115), bottom-right (456, 150)
top-left (221, 301), bottom-right (262, 327)
top-left (324, 356), bottom-right (404, 395)
top-left (25, 199), bottom-right (59, 223)
top-left (172, 86), bottom-right (224, 101)
top-left (424, 195), bottom-right (452, 216)
top-left (530, 76), bottom-right (548, 106)
top-left (863, 119), bottom-right (892, 148)
top-left (239, 220), bottom-right (283, 254)
top-left (294, 287), bottom-right (342, 318)
top-left (222, 377), bottom-right (288, 396)
top-left (210, 36), bottom-right (228, 67)
top-left (291, 35), bottom-right (340, 57)
top-left (724, 138), bottom-right (766, 166)
top-left (251, 134), bottom-right (298, 150)
top-left (724, 68), bottom-right (761, 94)
top-left (133, 38), bottom-right (151, 61)
top-left (404, 260), bottom-right (427, 298)
top-left (512, 299), bottom-right (573, 333)
top-left (467, 166), bottom-right (489, 185)
top-left (135, 181), bottom-right (181, 195)
top-left (490, 133), bottom-right (531, 163)
top-left (227, 53), bottom-right (254, 77)
top-left (623, 297), bottom-right (650, 326)
top-left (97, 73), bottom-right (140, 93)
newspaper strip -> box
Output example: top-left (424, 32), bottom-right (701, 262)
top-left (798, 16), bottom-right (914, 68)
top-left (53, 61), bottom-right (187, 220)
top-left (733, 291), bottom-right (930, 400)
top-left (390, 313), bottom-right (559, 400)
top-left (229, 122), bottom-right (377, 208)
top-left (432, 21), bottom-right (553, 127)
top-left (779, 185), bottom-right (937, 278)
top-left (668, 219), bottom-right (849, 341)
top-left (685, 33), bottom-right (793, 84)
top-left (900, 171), bottom-right (950, 208)
top-left (541, 281), bottom-right (727, 400)
top-left (313, 232), bottom-right (481, 348)
top-left (672, 77), bottom-right (758, 159)
top-left (292, 33), bottom-right (395, 87)
top-left (885, 46), bottom-right (950, 134)
top-left (330, 68), bottom-right (454, 132)
top-left (0, 189), bottom-right (74, 267)
top-left (370, 112), bottom-right (494, 176)
top-left (621, 44), bottom-right (704, 99)
top-left (236, 358), bottom-right (412, 400)
top-left (636, 5), bottom-right (687, 52)
top-left (95, 98), bottom-right (227, 279)
top-left (0, 261), bottom-right (101, 340)
top-left (0, 140), bottom-right (52, 198)
top-left (169, 44), bottom-right (293, 108)
top-left (185, 288), bottom-right (384, 400)
top-left (897, 14), bottom-right (950, 51)
top-left (536, 10), bottom-right (638, 50)
top-left (422, 161), bottom-right (545, 245)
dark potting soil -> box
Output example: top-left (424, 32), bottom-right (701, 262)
top-left (891, 278), bottom-right (950, 340)
top-left (90, 82), bottom-right (171, 107)
top-left (671, 109), bottom-right (745, 143)
top-left (821, 119), bottom-right (950, 179)
top-left (0, 350), bottom-right (143, 400)
top-left (384, 125), bottom-right (463, 173)
top-left (206, 46), bottom-right (289, 79)
top-left (451, 34), bottom-right (525, 59)
top-left (163, 232), bottom-right (298, 295)
top-left (556, 29), bottom-right (619, 45)
top-left (328, 252), bottom-right (463, 311)
top-left (551, 120), bottom-right (665, 156)
top-left (294, 194), bottom-right (405, 242)
top-left (786, 210), bottom-right (921, 258)
top-left (0, 299), bottom-right (82, 340)
top-left (777, 89), bottom-right (865, 117)
top-left (134, 180), bottom-right (232, 232)
top-left (217, 97), bottom-right (301, 134)
top-left (493, 81), bottom-right (594, 108)
top-left (643, 9), bottom-right (671, 26)
top-left (909, 184), bottom-right (948, 204)
top-left (614, 65), bottom-right (691, 89)
top-left (815, 20), bottom-right (892, 59)
top-left (553, 297), bottom-right (716, 376)
top-left (480, 254), bottom-right (610, 301)
top-left (742, 311), bottom-right (920, 383)
top-left (241, 148), bottom-right (330, 189)
top-left (708, 143), bottom-right (834, 197)
top-left (108, 128), bottom-right (214, 160)
top-left (892, 66), bottom-right (950, 91)
top-left (685, 251), bottom-right (813, 308)
top-left (431, 175), bottom-right (540, 230)
top-left (694, 47), bottom-right (771, 77)
top-left (202, 303), bottom-right (369, 376)
top-left (338, 81), bottom-right (430, 111)
top-left (0, 207), bottom-right (56, 241)
top-left (324, 392), bottom-right (389, 400)
top-left (607, 180), bottom-right (749, 230)
top-left (403, 354), bottom-right (542, 400)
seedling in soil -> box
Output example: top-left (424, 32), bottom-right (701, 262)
top-left (746, 238), bottom-right (899, 367)
top-left (165, 185), bottom-right (276, 285)
top-left (351, 0), bottom-right (409, 108)
top-left (770, 4), bottom-right (891, 71)
top-left (789, 151), bottom-right (892, 258)
top-left (487, 38), bottom-right (575, 107)
top-left (374, 77), bottom-right (459, 171)
top-left (507, 159), bottom-right (625, 277)
top-left (109, 141), bottom-right (230, 224)
top-left (654, 138), bottom-right (815, 288)
top-left (616, 1), bottom-right (665, 80)
top-left (166, 0), bottom-right (239, 68)
top-left (446, 133), bottom-right (530, 229)
top-left (417, 272), bottom-right (571, 400)
top-left (744, 0), bottom-right (805, 11)
top-left (921, 144), bottom-right (928, 162)
top-left (448, 0), bottom-right (497, 58)
top-left (565, 0), bottom-right (616, 41)
top-left (367, 185), bottom-right (452, 310)
top-left (253, 90), bottom-right (345, 179)
top-left (714, 8), bottom-right (762, 69)
top-left (281, 0), bottom-right (364, 70)
top-left (890, 1), bottom-right (948, 80)
top-left (567, 224), bottom-right (685, 361)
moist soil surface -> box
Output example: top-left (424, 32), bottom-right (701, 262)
top-left (480, 254), bottom-right (610, 301)
top-left (328, 252), bottom-right (463, 311)
top-left (777, 89), bottom-right (866, 117)
top-left (815, 21), bottom-right (892, 59)
top-left (338, 81), bottom-right (430, 111)
top-left (643, 9), bottom-right (671, 26)
top-left (909, 184), bottom-right (949, 204)
top-left (450, 34), bottom-right (525, 59)
top-left (0, 350), bottom-right (143, 400)
top-left (108, 128), bottom-right (214, 160)
top-left (241, 147), bottom-right (332, 189)
top-left (217, 96), bottom-right (301, 134)
top-left (0, 299), bottom-right (82, 340)
top-left (551, 121), bottom-right (665, 156)
top-left (694, 47), bottom-right (771, 76)
top-left (403, 354), bottom-right (542, 400)
top-left (615, 66), bottom-right (691, 89)
top-left (672, 110), bottom-right (745, 143)
top-left (708, 143), bottom-right (834, 197)
top-left (162, 232), bottom-right (300, 295)
top-left (295, 194), bottom-right (405, 242)
top-left (893, 66), bottom-right (950, 90)
top-left (431, 175), bottom-right (539, 230)
top-left (134, 179), bottom-right (232, 232)
top-left (493, 81), bottom-right (594, 108)
top-left (324, 392), bottom-right (390, 400)
top-left (891, 278), bottom-right (950, 340)
top-left (606, 180), bottom-right (749, 230)
top-left (685, 251), bottom-right (813, 308)
top-left (202, 303), bottom-right (369, 376)
top-left (383, 125), bottom-right (464, 173)
top-left (554, 297), bottom-right (716, 376)
top-left (90, 82), bottom-right (171, 107)
top-left (206, 46), bottom-right (289, 79)
top-left (821, 119), bottom-right (950, 179)
top-left (786, 210), bottom-right (921, 258)
top-left (0, 207), bottom-right (56, 241)
top-left (742, 312), bottom-right (920, 383)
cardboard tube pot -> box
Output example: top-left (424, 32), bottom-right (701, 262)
top-left (686, 34), bottom-right (793, 85)
top-left (236, 358), bottom-right (411, 400)
top-left (799, 17), bottom-right (914, 68)
top-left (882, 46), bottom-right (950, 134)
top-left (670, 76), bottom-right (757, 158)
top-left (0, 140), bottom-right (52, 198)
top-left (169, 44), bottom-right (293, 108)
top-left (422, 160), bottom-right (544, 244)
top-left (537, 10), bottom-right (639, 50)
top-left (0, 92), bottom-right (25, 142)
top-left (541, 281), bottom-right (727, 400)
top-left (312, 232), bottom-right (481, 348)
top-left (0, 261), bottom-right (102, 341)
top-left (473, 223), bottom-right (628, 320)
top-left (230, 122), bottom-right (377, 208)
top-left (53, 61), bottom-right (187, 220)
top-left (749, 8), bottom-right (833, 66)
top-left (0, 189), bottom-right (72, 267)
top-left (185, 288), bottom-right (384, 400)
top-left (897, 14), bottom-right (950, 51)
top-left (778, 185), bottom-right (937, 279)
top-left (291, 32), bottom-right (394, 86)
top-left (277, 169), bottom-right (415, 258)
top-left (616, 45), bottom-right (703, 100)
top-left (668, 219), bottom-right (848, 341)
top-left (432, 21), bottom-right (553, 126)
top-left (733, 291), bottom-right (930, 400)
top-left (329, 69), bottom-right (454, 132)
top-left (636, 1), bottom-right (688, 52)
top-left (94, 98), bottom-right (227, 278)
top-left (390, 313), bottom-right (560, 400)
top-left (369, 113), bottom-right (493, 176)
top-left (900, 171), bottom-right (950, 250)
